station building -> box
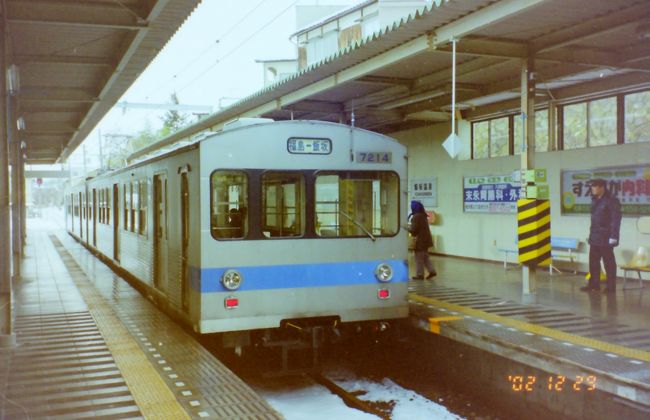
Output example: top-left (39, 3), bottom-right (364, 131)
top-left (132, 0), bottom-right (650, 275)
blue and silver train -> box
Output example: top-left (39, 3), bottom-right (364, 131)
top-left (65, 119), bottom-right (409, 350)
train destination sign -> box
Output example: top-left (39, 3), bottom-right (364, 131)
top-left (287, 137), bottom-right (331, 154)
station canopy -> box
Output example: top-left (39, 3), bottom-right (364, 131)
top-left (2, 0), bottom-right (201, 164)
top-left (135, 0), bottom-right (650, 160)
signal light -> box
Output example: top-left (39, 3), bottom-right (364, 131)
top-left (224, 297), bottom-right (239, 309)
top-left (377, 289), bottom-right (390, 299)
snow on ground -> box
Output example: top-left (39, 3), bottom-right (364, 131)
top-left (253, 369), bottom-right (464, 420)
top-left (258, 382), bottom-right (379, 420)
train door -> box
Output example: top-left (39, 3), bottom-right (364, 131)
top-left (153, 173), bottom-right (168, 293)
top-left (92, 188), bottom-right (97, 247)
top-left (180, 171), bottom-right (190, 312)
top-left (113, 184), bottom-right (120, 261)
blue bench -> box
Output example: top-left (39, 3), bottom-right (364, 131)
top-left (549, 237), bottom-right (580, 274)
top-left (496, 246), bottom-right (519, 269)
top-left (497, 236), bottom-right (580, 272)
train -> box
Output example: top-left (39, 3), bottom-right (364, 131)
top-left (65, 119), bottom-right (409, 354)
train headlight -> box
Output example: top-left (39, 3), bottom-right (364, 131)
top-left (374, 263), bottom-right (393, 282)
top-left (221, 269), bottom-right (243, 290)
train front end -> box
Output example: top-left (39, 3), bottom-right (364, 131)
top-left (197, 120), bottom-right (409, 345)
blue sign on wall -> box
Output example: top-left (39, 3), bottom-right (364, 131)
top-left (463, 174), bottom-right (523, 214)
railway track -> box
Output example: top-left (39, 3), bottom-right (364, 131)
top-left (308, 372), bottom-right (391, 419)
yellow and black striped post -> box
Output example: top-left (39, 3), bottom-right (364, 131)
top-left (517, 199), bottom-right (551, 267)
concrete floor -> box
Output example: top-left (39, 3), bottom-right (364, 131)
top-left (409, 252), bottom-right (649, 332)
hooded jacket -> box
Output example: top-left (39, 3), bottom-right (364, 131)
top-left (409, 201), bottom-right (433, 251)
top-left (589, 190), bottom-right (622, 247)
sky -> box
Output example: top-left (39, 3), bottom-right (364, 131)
top-left (65, 0), bottom-right (364, 172)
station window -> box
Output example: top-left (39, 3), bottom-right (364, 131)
top-left (210, 171), bottom-right (248, 239)
top-left (262, 172), bottom-right (304, 238)
top-left (315, 171), bottom-right (398, 238)
top-left (472, 121), bottom-right (489, 159)
top-left (589, 97), bottom-right (617, 147)
top-left (489, 117), bottom-right (509, 157)
top-left (513, 109), bottom-right (550, 153)
top-left (625, 90), bottom-right (650, 143)
top-left (563, 98), bottom-right (617, 149)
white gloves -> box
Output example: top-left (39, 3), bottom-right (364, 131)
top-left (608, 238), bottom-right (618, 245)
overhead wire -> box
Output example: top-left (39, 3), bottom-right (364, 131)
top-left (177, 0), bottom-right (300, 95)
top-left (143, 0), bottom-right (271, 100)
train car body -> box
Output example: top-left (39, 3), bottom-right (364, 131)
top-left (65, 120), bottom-right (409, 346)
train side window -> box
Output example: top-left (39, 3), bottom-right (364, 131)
top-left (262, 172), bottom-right (305, 238)
top-left (123, 184), bottom-right (130, 231)
top-left (210, 171), bottom-right (248, 240)
top-left (106, 188), bottom-right (111, 224)
top-left (315, 171), bottom-right (399, 238)
top-left (139, 181), bottom-right (147, 235)
top-left (132, 181), bottom-right (139, 233)
top-left (99, 189), bottom-right (104, 224)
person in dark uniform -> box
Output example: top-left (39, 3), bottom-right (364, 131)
top-left (581, 179), bottom-right (622, 294)
top-left (409, 200), bottom-right (436, 280)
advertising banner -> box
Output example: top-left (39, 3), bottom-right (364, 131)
top-left (463, 174), bottom-right (522, 214)
top-left (561, 166), bottom-right (650, 215)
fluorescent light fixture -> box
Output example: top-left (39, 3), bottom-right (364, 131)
top-left (6, 64), bottom-right (19, 95)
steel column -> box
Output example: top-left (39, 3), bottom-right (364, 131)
top-left (0, 19), bottom-right (16, 347)
top-left (20, 152), bottom-right (25, 247)
top-left (520, 55), bottom-right (537, 298)
top-left (11, 128), bottom-right (21, 278)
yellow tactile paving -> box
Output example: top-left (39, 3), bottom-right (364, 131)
top-left (58, 247), bottom-right (190, 419)
top-left (410, 293), bottom-right (650, 363)
top-left (428, 316), bottom-right (463, 334)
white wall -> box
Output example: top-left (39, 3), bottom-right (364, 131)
top-left (392, 121), bottom-right (650, 274)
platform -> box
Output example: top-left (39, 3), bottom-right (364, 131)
top-left (0, 213), bottom-right (281, 419)
top-left (407, 254), bottom-right (650, 417)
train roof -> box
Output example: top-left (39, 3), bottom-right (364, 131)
top-left (84, 120), bottom-right (402, 183)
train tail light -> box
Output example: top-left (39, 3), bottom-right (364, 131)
top-left (377, 289), bottom-right (390, 299)
top-left (224, 297), bottom-right (239, 309)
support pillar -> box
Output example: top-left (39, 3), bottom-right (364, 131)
top-left (20, 151), bottom-right (26, 248)
top-left (11, 134), bottom-right (21, 278)
top-left (0, 19), bottom-right (16, 347)
top-left (520, 55), bottom-right (537, 298)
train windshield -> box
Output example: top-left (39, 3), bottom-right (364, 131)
top-left (315, 171), bottom-right (399, 238)
top-left (210, 171), bottom-right (248, 239)
top-left (262, 172), bottom-right (305, 238)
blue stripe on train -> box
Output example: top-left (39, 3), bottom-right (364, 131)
top-left (189, 260), bottom-right (409, 293)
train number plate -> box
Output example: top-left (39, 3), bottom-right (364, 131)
top-left (356, 152), bottom-right (392, 163)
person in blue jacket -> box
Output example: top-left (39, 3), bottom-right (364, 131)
top-left (581, 179), bottom-right (622, 294)
top-left (408, 200), bottom-right (436, 280)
